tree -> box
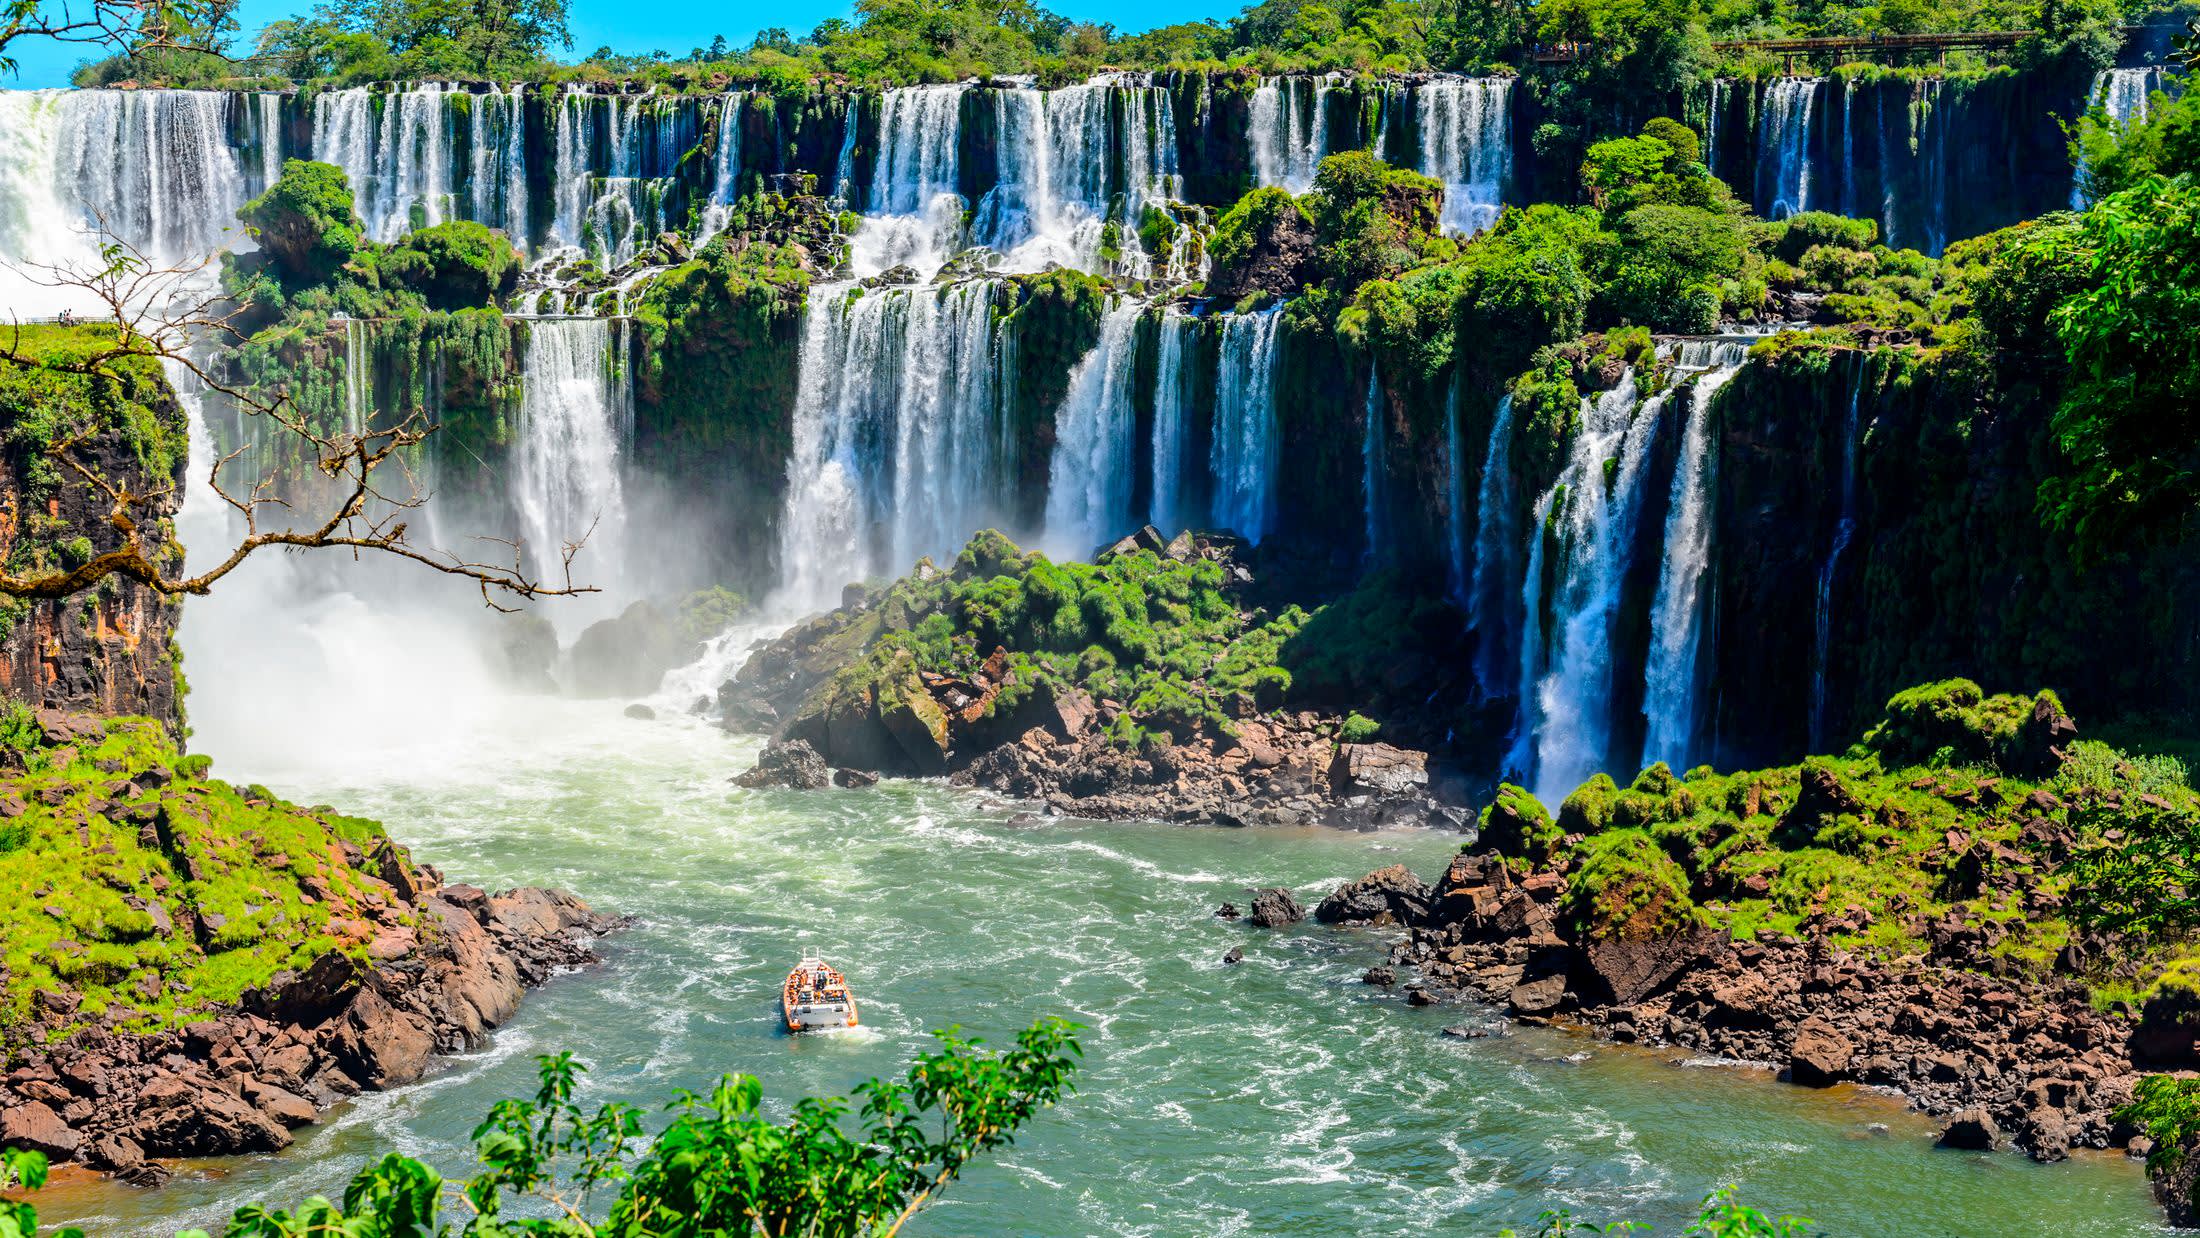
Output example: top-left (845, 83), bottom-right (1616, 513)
top-left (2034, 173), bottom-right (2200, 559)
top-left (0, 0), bottom-right (224, 76)
top-left (1, 1021), bottom-right (1081, 1238)
top-left (240, 159), bottom-right (364, 287)
top-left (706, 31), bottom-right (728, 57)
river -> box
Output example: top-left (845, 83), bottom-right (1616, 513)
top-left (41, 672), bottom-right (2164, 1236)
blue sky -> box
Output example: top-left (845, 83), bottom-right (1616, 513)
top-left (6, 0), bottom-right (1241, 87)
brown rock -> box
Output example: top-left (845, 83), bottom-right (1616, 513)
top-left (1315, 865), bottom-right (1432, 926)
top-left (133, 1073), bottom-right (291, 1156)
top-left (1936, 1108), bottom-right (2001, 1151)
top-left (1246, 888), bottom-right (1306, 929)
top-left (1509, 972), bottom-right (1570, 1015)
top-left (327, 988), bottom-right (435, 1089)
top-left (1787, 1017), bottom-right (1853, 1086)
top-left (1327, 743), bottom-right (1429, 799)
top-left (239, 1078), bottom-right (319, 1128)
top-left (0, 1101), bottom-right (80, 1159)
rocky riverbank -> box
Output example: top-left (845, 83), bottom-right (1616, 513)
top-left (1297, 682), bottom-right (2200, 1171)
top-left (0, 711), bottom-right (624, 1184)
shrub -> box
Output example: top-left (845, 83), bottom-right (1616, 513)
top-left (239, 159), bottom-right (364, 286)
top-left (373, 221), bottom-right (523, 310)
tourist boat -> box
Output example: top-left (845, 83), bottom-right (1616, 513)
top-left (782, 949), bottom-right (860, 1032)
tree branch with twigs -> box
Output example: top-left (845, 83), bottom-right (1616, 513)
top-left (0, 226), bottom-right (599, 611)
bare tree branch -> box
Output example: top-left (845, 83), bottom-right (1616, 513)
top-left (0, 225), bottom-right (599, 608)
top-left (0, 0), bottom-right (217, 75)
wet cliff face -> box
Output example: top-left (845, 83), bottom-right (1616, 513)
top-left (1706, 342), bottom-right (2199, 770)
top-left (0, 351), bottom-right (189, 732)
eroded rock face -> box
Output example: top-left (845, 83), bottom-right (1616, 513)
top-left (1315, 865), bottom-right (1432, 926)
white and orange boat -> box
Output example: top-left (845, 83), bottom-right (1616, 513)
top-left (782, 949), bottom-right (860, 1032)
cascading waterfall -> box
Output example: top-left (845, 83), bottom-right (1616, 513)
top-left (340, 317), bottom-right (371, 437)
top-left (1149, 309), bottom-right (1193, 536)
top-left (1758, 77), bottom-right (1820, 220)
top-left (848, 83), bottom-right (968, 276)
top-left (466, 84), bottom-right (530, 242)
top-left (1639, 341), bottom-right (1750, 771)
top-left (699, 93), bottom-right (748, 241)
top-left (1443, 377), bottom-right (1469, 599)
top-left (2072, 68), bottom-right (2164, 208)
top-left (514, 317), bottom-right (631, 584)
top-left (1467, 393), bottom-right (1519, 701)
top-left (1510, 373), bottom-right (1674, 802)
top-left (1044, 301), bottom-right (1145, 557)
top-left (1361, 368), bottom-right (1388, 564)
top-left (250, 92), bottom-right (285, 196)
top-left (1250, 75), bottom-right (1333, 193)
top-left (314, 85), bottom-right (457, 243)
top-left (776, 280), bottom-right (1006, 611)
top-left (1416, 77), bottom-right (1512, 235)
top-left (41, 89), bottom-right (253, 268)
top-left (1810, 362), bottom-right (1868, 751)
top-left (1209, 308), bottom-right (1284, 543)
top-left (974, 75), bottom-right (1179, 276)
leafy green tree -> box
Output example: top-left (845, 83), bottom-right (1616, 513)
top-left (2067, 795), bottom-right (2200, 934)
top-left (1306, 151), bottom-right (1444, 290)
top-left (1591, 201), bottom-right (1746, 332)
top-left (371, 221), bottom-right (523, 311)
top-left (239, 159), bottom-right (365, 287)
top-left (2033, 173), bottom-right (2200, 558)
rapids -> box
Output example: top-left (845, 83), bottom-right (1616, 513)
top-left (39, 672), bottom-right (2160, 1235)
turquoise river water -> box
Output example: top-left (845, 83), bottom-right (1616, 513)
top-left (42, 689), bottom-right (2166, 1236)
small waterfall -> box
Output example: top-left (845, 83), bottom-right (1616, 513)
top-left (849, 84), bottom-right (968, 276)
top-left (1361, 367), bottom-right (1387, 564)
top-left (1705, 79), bottom-right (1725, 180)
top-left (1468, 393), bottom-right (1519, 700)
top-left (776, 280), bottom-right (1006, 610)
top-left (251, 92), bottom-right (285, 196)
top-left (1416, 77), bottom-right (1512, 235)
top-left (973, 75), bottom-right (1179, 276)
top-left (1443, 377), bottom-right (1469, 598)
top-left (1758, 77), bottom-right (1820, 220)
top-left (514, 317), bottom-right (630, 582)
top-left (1839, 78), bottom-right (1858, 220)
top-left (1810, 362), bottom-right (1868, 750)
top-left (314, 84), bottom-right (456, 243)
top-left (1639, 340), bottom-right (1750, 771)
top-left (699, 93), bottom-right (748, 241)
top-left (340, 316), bottom-right (371, 437)
top-left (1512, 373), bottom-right (1674, 802)
top-left (1149, 309), bottom-right (1192, 536)
top-left (43, 89), bottom-right (252, 267)
top-left (1250, 75), bottom-right (1332, 193)
top-left (1044, 301), bottom-right (1145, 556)
top-left (2072, 68), bottom-right (2163, 208)
top-left (1209, 308), bottom-right (1284, 543)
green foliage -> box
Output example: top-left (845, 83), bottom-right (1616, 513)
top-left (1860, 679), bottom-right (2061, 772)
top-left (1566, 827), bottom-right (1703, 938)
top-left (2120, 1074), bottom-right (2200, 1176)
top-left (1769, 212), bottom-right (1880, 263)
top-left (1306, 151), bottom-right (1444, 290)
top-left (0, 1148), bottom-right (84, 1238)
top-left (137, 1020), bottom-right (1074, 1238)
top-left (240, 160), bottom-right (364, 287)
top-left (366, 221), bottom-right (523, 310)
top-left (1207, 186), bottom-right (1312, 293)
top-left (1498, 1187), bottom-right (1814, 1236)
top-left (2033, 173), bottom-right (2200, 561)
top-left (1341, 711), bottom-right (1382, 742)
top-left (1593, 202), bottom-right (1747, 333)
top-left (256, 0), bottom-right (571, 82)
top-left (2066, 795), bottom-right (2200, 934)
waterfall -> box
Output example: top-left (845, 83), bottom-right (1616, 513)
top-left (1250, 75), bottom-right (1331, 192)
top-left (29, 89), bottom-right (253, 269)
top-left (1758, 78), bottom-right (1819, 220)
top-left (1512, 373), bottom-right (1674, 803)
top-left (974, 75), bottom-right (1178, 276)
top-left (314, 85), bottom-right (457, 243)
top-left (1044, 301), bottom-right (1145, 557)
top-left (1209, 308), bottom-right (1284, 543)
top-left (1149, 309), bottom-right (1192, 536)
top-left (1416, 77), bottom-right (1512, 235)
top-left (699, 93), bottom-right (748, 241)
top-left (1810, 362), bottom-right (1868, 751)
top-left (1639, 341), bottom-right (1750, 771)
top-left (776, 280), bottom-right (1006, 611)
top-left (1361, 367), bottom-right (1387, 564)
top-left (1839, 78), bottom-right (1858, 220)
top-left (251, 92), bottom-right (285, 196)
top-left (1443, 377), bottom-right (1469, 599)
top-left (466, 84), bottom-right (529, 243)
top-left (1468, 393), bottom-right (1519, 700)
top-left (340, 317), bottom-right (371, 437)
top-left (2072, 68), bottom-right (2163, 208)
top-left (514, 317), bottom-right (630, 582)
top-left (1705, 79), bottom-right (1725, 181)
top-left (849, 84), bottom-right (968, 276)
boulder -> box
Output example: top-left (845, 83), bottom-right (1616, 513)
top-left (1246, 888), bottom-right (1306, 929)
top-left (1362, 965), bottom-right (1397, 986)
top-left (624, 703), bottom-right (657, 721)
top-left (567, 602), bottom-right (698, 698)
top-left (1936, 1107), bottom-right (2001, 1151)
top-left (735, 739), bottom-right (833, 790)
top-left (833, 767), bottom-right (880, 789)
top-left (877, 672), bottom-right (952, 773)
top-left (1221, 946), bottom-right (1245, 966)
top-left (328, 987), bottom-right (435, 1089)
top-left (1508, 972), bottom-right (1570, 1015)
top-left (133, 1073), bottom-right (291, 1156)
top-left (239, 1078), bottom-right (320, 1128)
top-left (1787, 1017), bottom-right (1854, 1086)
top-left (1577, 929), bottom-right (1710, 1008)
top-left (1328, 743), bottom-right (1429, 799)
top-left (0, 1101), bottom-right (79, 1159)
top-left (1315, 864), bottom-right (1433, 926)
top-left (243, 949), bottom-right (361, 1027)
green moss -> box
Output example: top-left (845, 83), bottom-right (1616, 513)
top-left (1567, 828), bottom-right (1704, 940)
top-left (0, 718), bottom-right (404, 1042)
